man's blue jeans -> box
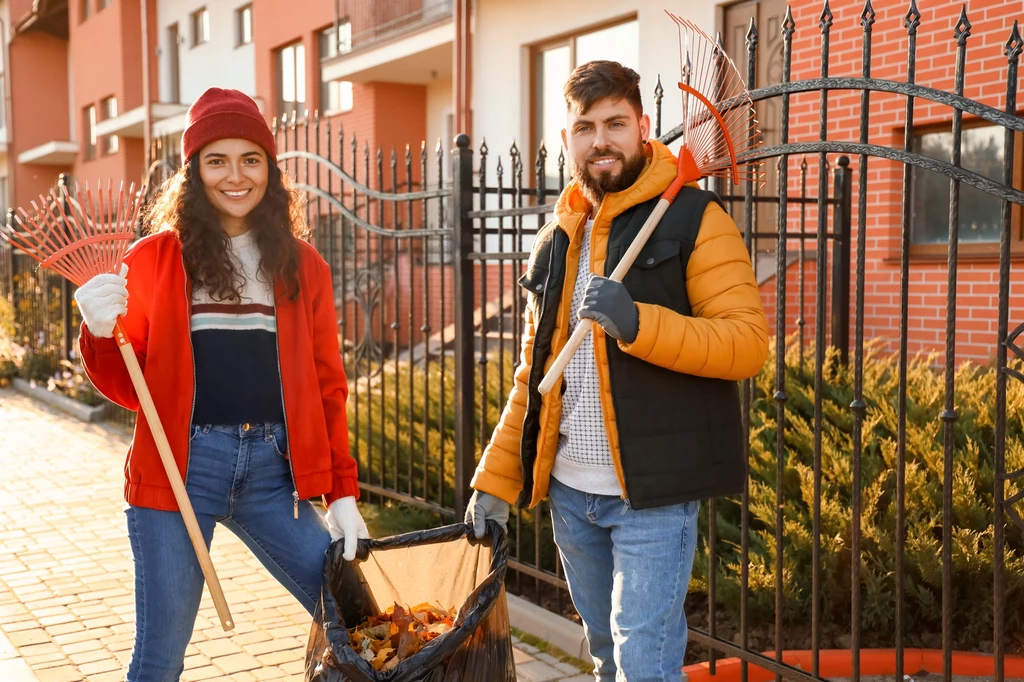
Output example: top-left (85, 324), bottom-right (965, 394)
top-left (124, 423), bottom-right (332, 682)
top-left (548, 476), bottom-right (699, 682)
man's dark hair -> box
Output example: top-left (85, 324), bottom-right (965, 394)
top-left (563, 60), bottom-right (643, 118)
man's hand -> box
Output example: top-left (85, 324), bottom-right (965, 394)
top-left (465, 490), bottom-right (510, 540)
top-left (578, 274), bottom-right (639, 343)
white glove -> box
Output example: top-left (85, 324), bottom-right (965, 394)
top-left (324, 496), bottom-right (370, 562)
top-left (74, 264), bottom-right (128, 338)
top-left (465, 490), bottom-right (510, 540)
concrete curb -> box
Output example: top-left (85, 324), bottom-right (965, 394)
top-left (507, 592), bottom-right (588, 661)
top-left (12, 378), bottom-right (109, 423)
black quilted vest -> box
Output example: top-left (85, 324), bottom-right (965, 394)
top-left (517, 186), bottom-right (745, 510)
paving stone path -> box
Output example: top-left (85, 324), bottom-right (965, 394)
top-left (0, 389), bottom-right (590, 682)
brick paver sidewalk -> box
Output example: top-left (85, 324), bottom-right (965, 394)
top-left (0, 389), bottom-right (589, 682)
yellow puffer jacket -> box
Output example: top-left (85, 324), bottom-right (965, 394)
top-left (471, 140), bottom-right (769, 506)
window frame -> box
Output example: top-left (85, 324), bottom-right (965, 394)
top-left (236, 4), bottom-right (253, 48)
top-left (528, 14), bottom-right (638, 183)
top-left (908, 118), bottom-right (1024, 260)
top-left (190, 7), bottom-right (209, 48)
top-left (319, 23), bottom-right (353, 114)
top-left (100, 97), bottom-right (119, 156)
top-left (276, 40), bottom-right (307, 122)
top-left (83, 105), bottom-right (97, 162)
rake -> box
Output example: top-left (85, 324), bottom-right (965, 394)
top-left (0, 180), bottom-right (235, 631)
top-left (537, 13), bottom-right (763, 395)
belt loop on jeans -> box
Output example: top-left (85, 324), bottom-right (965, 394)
top-left (202, 425), bottom-right (211, 434)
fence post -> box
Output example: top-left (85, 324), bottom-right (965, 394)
top-left (4, 210), bottom-right (13, 308)
top-left (451, 133), bottom-right (476, 518)
top-left (831, 156), bottom-right (852, 364)
top-left (58, 174), bottom-right (75, 363)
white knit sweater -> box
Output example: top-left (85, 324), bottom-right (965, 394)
top-left (550, 219), bottom-right (622, 496)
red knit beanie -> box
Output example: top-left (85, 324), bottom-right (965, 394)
top-left (181, 88), bottom-right (277, 163)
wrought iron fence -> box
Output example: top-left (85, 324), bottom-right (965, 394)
top-left (2, 1), bottom-right (1024, 678)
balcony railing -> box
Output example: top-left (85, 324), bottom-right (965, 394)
top-left (346, 0), bottom-right (453, 53)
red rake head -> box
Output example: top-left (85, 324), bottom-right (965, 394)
top-left (0, 180), bottom-right (143, 287)
top-left (664, 11), bottom-right (764, 187)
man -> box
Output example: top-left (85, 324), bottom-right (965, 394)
top-left (466, 60), bottom-right (769, 681)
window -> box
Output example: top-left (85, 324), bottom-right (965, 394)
top-left (83, 105), bottom-right (97, 161)
top-left (532, 18), bottom-right (639, 184)
top-left (101, 97), bottom-right (118, 155)
top-left (80, 0), bottom-right (92, 22)
top-left (98, 0), bottom-right (110, 9)
top-left (320, 24), bottom-right (353, 113)
top-left (191, 7), bottom-right (209, 47)
top-left (911, 123), bottom-right (1024, 255)
top-left (236, 5), bottom-right (252, 47)
top-left (277, 41), bottom-right (306, 120)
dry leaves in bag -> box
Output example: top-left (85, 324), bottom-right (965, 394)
top-left (347, 602), bottom-right (457, 672)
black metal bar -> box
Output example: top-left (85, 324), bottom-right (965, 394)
top-left (451, 134), bottom-right (475, 519)
top-left (798, 158), bottom-right (808, 370)
top-left (895, 3), bottom-right (921, 677)
top-left (405, 144), bottom-right (415, 498)
top-left (851, 5), bottom-right (874, 681)
top-left (812, 9), bottom-right (831, 669)
top-left (831, 157), bottom-right (851, 364)
top-left (58, 174), bottom-right (74, 363)
top-left (774, 10), bottom-right (794, 682)
top-left (994, 21), bottom-right (1021, 682)
top-left (479, 141), bottom-right (490, 454)
top-left (654, 75), bottom-right (664, 140)
top-left (942, 12), bottom-right (971, 682)
top-left (495, 148), bottom-right (507, 405)
top-left (390, 147), bottom-right (401, 494)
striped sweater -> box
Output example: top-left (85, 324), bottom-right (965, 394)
top-left (190, 230), bottom-right (284, 425)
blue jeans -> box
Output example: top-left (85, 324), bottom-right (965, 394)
top-left (548, 476), bottom-right (699, 682)
top-left (125, 423), bottom-right (332, 682)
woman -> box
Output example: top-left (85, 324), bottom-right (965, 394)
top-left (73, 87), bottom-right (367, 681)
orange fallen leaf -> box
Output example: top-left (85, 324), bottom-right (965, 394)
top-left (347, 602), bottom-right (457, 671)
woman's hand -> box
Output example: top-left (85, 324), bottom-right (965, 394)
top-left (324, 496), bottom-right (370, 561)
top-left (74, 264), bottom-right (129, 338)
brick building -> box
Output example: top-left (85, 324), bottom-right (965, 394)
top-left (0, 0), bottom-right (1021, 362)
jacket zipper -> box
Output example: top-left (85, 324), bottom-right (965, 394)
top-left (183, 257), bottom-right (197, 485)
top-left (272, 302), bottom-right (300, 519)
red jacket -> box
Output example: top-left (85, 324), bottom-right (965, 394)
top-left (79, 230), bottom-right (359, 512)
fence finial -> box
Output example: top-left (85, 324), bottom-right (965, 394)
top-left (746, 17), bottom-right (759, 48)
top-left (861, 0), bottom-right (875, 30)
top-left (783, 6), bottom-right (796, 38)
top-left (1007, 20), bottom-right (1023, 60)
top-left (905, 0), bottom-right (922, 33)
top-left (954, 6), bottom-right (972, 45)
top-left (819, 0), bottom-right (833, 33)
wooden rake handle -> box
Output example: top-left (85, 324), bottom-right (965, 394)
top-left (537, 198), bottom-right (672, 396)
top-left (537, 149), bottom-right (694, 397)
top-left (114, 320), bottom-right (235, 631)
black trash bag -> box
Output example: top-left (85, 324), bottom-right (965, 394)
top-left (305, 520), bottom-right (517, 682)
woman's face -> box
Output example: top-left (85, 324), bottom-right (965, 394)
top-left (197, 138), bottom-right (269, 235)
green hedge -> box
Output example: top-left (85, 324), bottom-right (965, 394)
top-left (692, 341), bottom-right (1024, 649)
top-left (352, 341), bottom-right (1024, 648)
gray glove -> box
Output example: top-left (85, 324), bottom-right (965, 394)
top-left (578, 274), bottom-right (639, 343)
top-left (465, 490), bottom-right (510, 540)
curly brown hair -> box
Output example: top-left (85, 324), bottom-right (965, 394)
top-left (145, 156), bottom-right (309, 301)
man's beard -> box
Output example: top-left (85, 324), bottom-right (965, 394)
top-left (572, 143), bottom-right (647, 209)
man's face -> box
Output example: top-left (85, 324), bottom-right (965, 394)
top-left (561, 97), bottom-right (651, 209)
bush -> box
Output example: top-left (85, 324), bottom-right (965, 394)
top-left (691, 340), bottom-right (1024, 651)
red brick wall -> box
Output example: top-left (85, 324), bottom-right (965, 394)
top-left (759, 0), bottom-right (1024, 363)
